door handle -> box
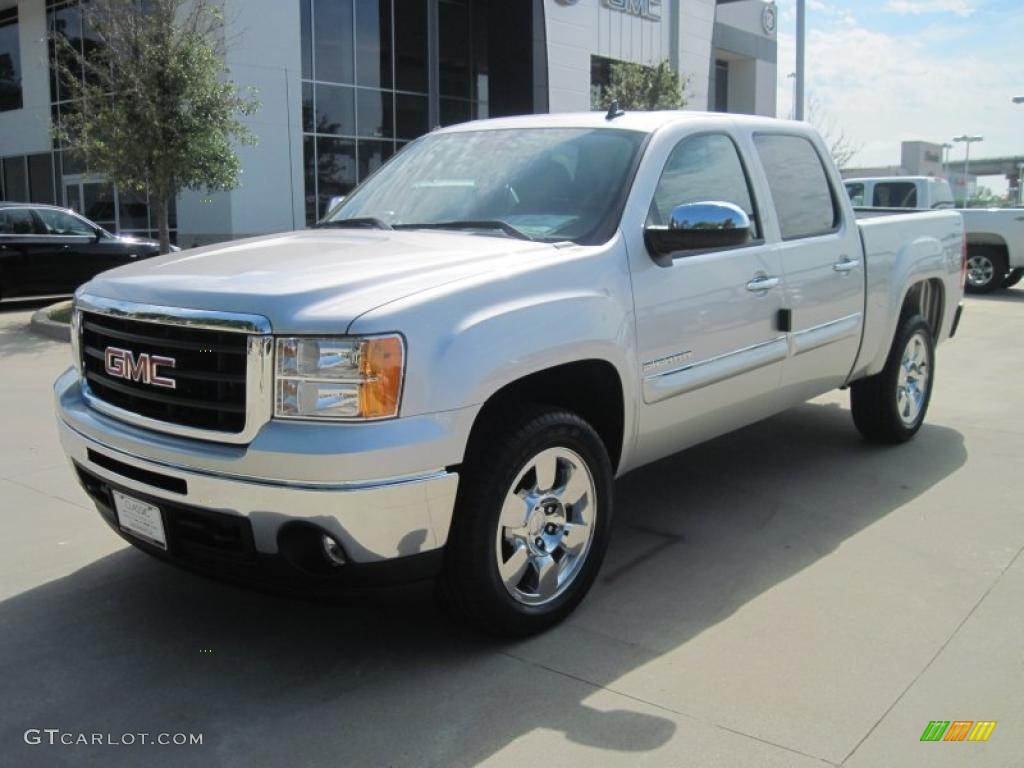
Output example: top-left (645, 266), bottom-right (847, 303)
top-left (746, 275), bottom-right (780, 292)
top-left (833, 258), bottom-right (860, 273)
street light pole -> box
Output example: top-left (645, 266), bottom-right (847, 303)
top-left (795, 0), bottom-right (806, 121)
top-left (953, 135), bottom-right (983, 205)
top-left (941, 142), bottom-right (953, 178)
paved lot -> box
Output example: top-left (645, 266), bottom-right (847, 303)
top-left (1, 292), bottom-right (1022, 767)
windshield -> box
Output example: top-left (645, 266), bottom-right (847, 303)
top-left (325, 127), bottom-right (647, 245)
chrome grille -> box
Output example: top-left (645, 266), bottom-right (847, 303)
top-left (75, 295), bottom-right (273, 443)
top-left (81, 312), bottom-right (249, 432)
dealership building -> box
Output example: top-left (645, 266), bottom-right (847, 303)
top-left (0, 0), bottom-right (777, 245)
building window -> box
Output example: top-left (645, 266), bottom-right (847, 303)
top-left (590, 55), bottom-right (613, 108)
top-left (300, 0), bottom-right (491, 226)
top-left (0, 6), bottom-right (22, 112)
top-left (438, 0), bottom-right (488, 125)
top-left (2, 155), bottom-right (28, 201)
top-left (0, 154), bottom-right (57, 205)
top-left (714, 60), bottom-right (729, 112)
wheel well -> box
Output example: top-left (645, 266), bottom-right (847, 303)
top-left (466, 360), bottom-right (625, 472)
top-left (901, 278), bottom-right (945, 338)
top-left (966, 234), bottom-right (1009, 256)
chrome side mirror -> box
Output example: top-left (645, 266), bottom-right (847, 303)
top-left (326, 195), bottom-right (346, 214)
top-left (645, 201), bottom-right (752, 262)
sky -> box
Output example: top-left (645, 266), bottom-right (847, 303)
top-left (772, 0), bottom-right (1024, 189)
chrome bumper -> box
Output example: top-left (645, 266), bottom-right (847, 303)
top-left (55, 370), bottom-right (463, 564)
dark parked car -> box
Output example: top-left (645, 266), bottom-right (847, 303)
top-left (0, 202), bottom-right (164, 300)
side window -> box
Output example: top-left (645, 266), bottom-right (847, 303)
top-left (649, 133), bottom-right (760, 240)
top-left (873, 182), bottom-right (917, 208)
top-left (754, 134), bottom-right (838, 240)
top-left (34, 208), bottom-right (96, 237)
top-left (845, 182), bottom-right (865, 206)
top-left (0, 209), bottom-right (37, 235)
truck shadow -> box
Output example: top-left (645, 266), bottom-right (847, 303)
top-left (969, 285), bottom-right (1024, 302)
top-left (0, 401), bottom-right (966, 767)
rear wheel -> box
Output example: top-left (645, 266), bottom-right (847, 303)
top-left (965, 247), bottom-right (1008, 294)
top-left (1004, 268), bottom-right (1023, 289)
top-left (439, 407), bottom-right (613, 636)
top-left (850, 314), bottom-right (935, 444)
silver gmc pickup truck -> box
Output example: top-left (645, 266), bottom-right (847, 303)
top-left (55, 112), bottom-right (966, 635)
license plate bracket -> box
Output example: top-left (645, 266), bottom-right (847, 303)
top-left (112, 490), bottom-right (168, 550)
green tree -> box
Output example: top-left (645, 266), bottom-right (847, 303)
top-left (54, 0), bottom-right (259, 253)
top-left (595, 59), bottom-right (689, 111)
top-left (960, 186), bottom-right (1008, 208)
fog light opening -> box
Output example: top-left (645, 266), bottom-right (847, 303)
top-left (322, 534), bottom-right (347, 567)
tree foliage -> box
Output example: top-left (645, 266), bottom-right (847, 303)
top-left (53, 0), bottom-right (259, 252)
top-left (961, 186), bottom-right (1009, 208)
top-left (595, 59), bottom-right (689, 111)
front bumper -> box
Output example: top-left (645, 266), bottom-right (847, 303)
top-left (55, 368), bottom-right (466, 583)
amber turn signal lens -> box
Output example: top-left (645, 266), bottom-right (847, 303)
top-left (359, 336), bottom-right (404, 418)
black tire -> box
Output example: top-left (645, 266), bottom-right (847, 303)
top-left (439, 406), bottom-right (614, 636)
top-left (850, 314), bottom-right (935, 444)
top-left (1004, 268), bottom-right (1024, 289)
top-left (964, 247), bottom-right (1008, 294)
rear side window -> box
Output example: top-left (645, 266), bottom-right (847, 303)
top-left (0, 209), bottom-right (37, 235)
top-left (873, 182), bottom-right (917, 208)
top-left (754, 134), bottom-right (838, 240)
top-left (649, 133), bottom-right (760, 239)
top-left (845, 182), bottom-right (865, 206)
top-left (35, 208), bottom-right (95, 236)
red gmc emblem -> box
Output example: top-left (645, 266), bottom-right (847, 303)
top-left (104, 347), bottom-right (177, 390)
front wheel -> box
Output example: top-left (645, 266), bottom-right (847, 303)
top-left (439, 407), bottom-right (613, 636)
top-left (1004, 268), bottom-right (1024, 289)
top-left (850, 314), bottom-right (935, 444)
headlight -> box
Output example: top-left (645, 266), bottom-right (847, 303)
top-left (274, 335), bottom-right (405, 420)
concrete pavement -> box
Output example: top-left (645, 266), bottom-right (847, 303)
top-left (1, 291), bottom-right (1022, 767)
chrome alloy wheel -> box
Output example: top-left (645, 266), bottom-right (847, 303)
top-left (896, 331), bottom-right (930, 426)
top-left (966, 254), bottom-right (995, 288)
top-left (495, 447), bottom-right (597, 606)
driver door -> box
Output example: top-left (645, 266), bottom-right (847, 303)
top-left (627, 131), bottom-right (788, 467)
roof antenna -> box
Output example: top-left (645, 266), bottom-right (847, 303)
top-left (605, 100), bottom-right (625, 121)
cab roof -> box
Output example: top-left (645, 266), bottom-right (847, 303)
top-left (435, 110), bottom-right (805, 136)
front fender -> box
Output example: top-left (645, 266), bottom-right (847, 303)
top-left (348, 243), bottom-right (640, 466)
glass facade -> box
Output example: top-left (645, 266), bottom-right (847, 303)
top-left (40, 0), bottom-right (175, 241)
top-left (300, 0), bottom-right (490, 225)
top-left (0, 6), bottom-right (21, 112)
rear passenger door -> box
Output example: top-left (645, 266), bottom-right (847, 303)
top-left (752, 134), bottom-right (865, 403)
top-left (0, 208), bottom-right (42, 298)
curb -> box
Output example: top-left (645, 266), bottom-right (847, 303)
top-left (29, 301), bottom-right (73, 343)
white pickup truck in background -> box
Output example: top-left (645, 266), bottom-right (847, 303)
top-left (845, 176), bottom-right (1024, 293)
top-left (56, 112), bottom-right (966, 634)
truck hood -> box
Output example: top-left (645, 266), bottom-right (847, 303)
top-left (80, 228), bottom-right (560, 333)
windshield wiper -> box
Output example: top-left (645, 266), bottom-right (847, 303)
top-left (393, 220), bottom-right (535, 241)
top-left (316, 217), bottom-right (393, 230)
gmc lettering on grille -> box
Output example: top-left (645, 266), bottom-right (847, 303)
top-left (104, 347), bottom-right (177, 390)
